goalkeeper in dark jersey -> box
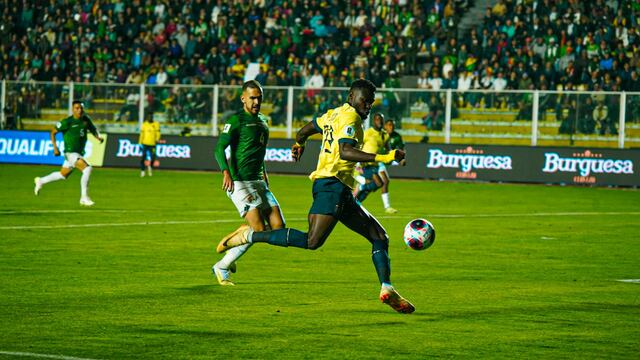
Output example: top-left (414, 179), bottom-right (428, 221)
top-left (212, 80), bottom-right (286, 286)
top-left (34, 100), bottom-right (104, 206)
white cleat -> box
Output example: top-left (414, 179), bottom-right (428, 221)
top-left (80, 197), bottom-right (95, 206)
top-left (34, 177), bottom-right (42, 195)
top-left (147, 166), bottom-right (153, 177)
top-left (140, 170), bottom-right (145, 178)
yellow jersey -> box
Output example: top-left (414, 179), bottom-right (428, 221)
top-left (361, 127), bottom-right (388, 166)
top-left (139, 121), bottom-right (161, 146)
top-left (309, 103), bottom-right (363, 188)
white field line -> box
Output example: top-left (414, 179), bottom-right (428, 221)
top-left (0, 351), bottom-right (100, 360)
top-left (0, 210), bottom-right (236, 214)
top-left (1, 211), bottom-right (639, 231)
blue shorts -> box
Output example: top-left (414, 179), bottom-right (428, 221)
top-left (362, 165), bottom-right (379, 180)
top-left (309, 177), bottom-right (359, 218)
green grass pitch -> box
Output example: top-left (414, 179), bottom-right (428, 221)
top-left (0, 164), bottom-right (639, 359)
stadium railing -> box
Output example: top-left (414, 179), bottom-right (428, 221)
top-left (1, 80), bottom-right (639, 149)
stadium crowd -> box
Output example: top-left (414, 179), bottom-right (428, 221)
top-left (1, 0), bottom-right (470, 88)
top-left (2, 0), bottom-right (640, 134)
top-left (1, 0), bottom-right (639, 93)
top-left (417, 0), bottom-right (640, 94)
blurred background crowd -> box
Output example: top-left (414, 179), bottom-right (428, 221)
top-left (2, 0), bottom-right (638, 92)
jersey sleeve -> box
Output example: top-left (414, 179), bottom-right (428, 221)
top-left (214, 116), bottom-right (239, 172)
top-left (312, 111), bottom-right (328, 133)
top-left (84, 116), bottom-right (98, 135)
top-left (56, 118), bottom-right (69, 132)
top-left (335, 111), bottom-right (359, 146)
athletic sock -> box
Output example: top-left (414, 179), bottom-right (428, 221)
top-left (80, 166), bottom-right (92, 198)
top-left (372, 240), bottom-right (391, 284)
top-left (381, 192), bottom-right (391, 208)
top-left (251, 228), bottom-right (308, 249)
top-left (217, 243), bottom-right (251, 269)
top-left (40, 171), bottom-right (65, 184)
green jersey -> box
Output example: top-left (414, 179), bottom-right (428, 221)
top-left (387, 131), bottom-right (405, 150)
top-left (56, 115), bottom-right (97, 155)
top-left (214, 111), bottom-right (269, 181)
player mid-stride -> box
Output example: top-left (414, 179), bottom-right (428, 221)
top-left (217, 79), bottom-right (415, 313)
top-left (34, 100), bottom-right (104, 206)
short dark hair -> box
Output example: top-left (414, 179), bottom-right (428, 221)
top-left (350, 79), bottom-right (376, 94)
top-left (242, 79), bottom-right (263, 92)
top-left (72, 100), bottom-right (84, 107)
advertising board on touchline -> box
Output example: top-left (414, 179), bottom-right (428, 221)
top-left (542, 152), bottom-right (634, 176)
top-left (0, 136), bottom-right (94, 158)
top-left (426, 148), bottom-right (513, 172)
top-left (224, 146), bottom-right (294, 162)
top-left (116, 139), bottom-right (191, 158)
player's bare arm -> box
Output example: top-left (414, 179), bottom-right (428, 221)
top-left (292, 121), bottom-right (320, 161)
top-left (50, 127), bottom-right (61, 156)
top-left (339, 142), bottom-right (405, 163)
top-left (222, 170), bottom-right (234, 192)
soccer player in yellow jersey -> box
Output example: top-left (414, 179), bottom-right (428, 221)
top-left (138, 113), bottom-right (162, 177)
top-left (354, 112), bottom-right (398, 213)
top-left (217, 79), bottom-right (415, 313)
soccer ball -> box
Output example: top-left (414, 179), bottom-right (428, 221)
top-left (403, 218), bottom-right (436, 250)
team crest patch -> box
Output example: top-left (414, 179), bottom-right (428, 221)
top-left (344, 126), bottom-right (355, 137)
top-left (223, 124), bottom-right (231, 133)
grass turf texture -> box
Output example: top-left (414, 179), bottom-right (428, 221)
top-left (0, 164), bottom-right (639, 359)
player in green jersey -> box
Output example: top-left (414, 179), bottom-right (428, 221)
top-left (211, 80), bottom-right (286, 286)
top-left (384, 119), bottom-right (405, 152)
top-left (34, 100), bottom-right (104, 206)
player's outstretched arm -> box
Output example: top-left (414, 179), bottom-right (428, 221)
top-left (292, 121), bottom-right (320, 161)
top-left (339, 143), bottom-right (405, 164)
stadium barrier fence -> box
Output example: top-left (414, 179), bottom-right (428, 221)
top-left (1, 80), bottom-right (640, 149)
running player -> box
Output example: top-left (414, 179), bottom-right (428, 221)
top-left (212, 80), bottom-right (286, 286)
top-left (34, 100), bottom-right (104, 206)
top-left (353, 112), bottom-right (398, 213)
top-left (217, 79), bottom-right (414, 313)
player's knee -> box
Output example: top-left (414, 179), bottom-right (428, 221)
top-left (306, 233), bottom-right (325, 250)
top-left (371, 237), bottom-right (389, 252)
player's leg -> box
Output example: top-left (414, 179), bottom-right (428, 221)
top-left (339, 199), bottom-right (414, 313)
top-left (140, 146), bottom-right (147, 177)
top-left (213, 209), bottom-right (264, 286)
top-left (217, 178), bottom-right (343, 252)
top-left (147, 146), bottom-right (156, 176)
top-left (242, 213), bottom-right (337, 249)
top-left (75, 158), bottom-right (94, 206)
top-left (356, 171), bottom-right (382, 202)
top-left (34, 166), bottom-right (70, 195)
top-left (378, 167), bottom-right (396, 213)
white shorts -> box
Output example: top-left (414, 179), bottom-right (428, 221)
top-left (227, 180), bottom-right (280, 218)
top-left (62, 152), bottom-right (89, 169)
top-left (377, 162), bottom-right (388, 174)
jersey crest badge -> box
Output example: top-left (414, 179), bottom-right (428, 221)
top-left (344, 126), bottom-right (355, 137)
top-left (223, 124), bottom-right (231, 133)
